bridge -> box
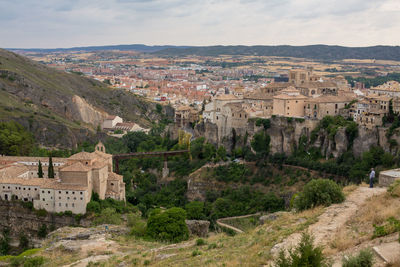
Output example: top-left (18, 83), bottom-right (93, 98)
top-left (113, 150), bottom-right (189, 177)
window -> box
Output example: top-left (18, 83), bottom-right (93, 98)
top-left (80, 192), bottom-right (83, 195)
top-left (66, 203), bottom-right (68, 207)
top-left (59, 203), bottom-right (61, 207)
top-left (34, 188), bottom-right (37, 191)
top-left (28, 188), bottom-right (30, 191)
top-left (72, 192), bottom-right (75, 195)
top-left (23, 188), bottom-right (25, 190)
top-left (72, 203), bottom-right (75, 207)
top-left (66, 191), bottom-right (68, 194)
top-left (67, 197), bottom-right (70, 200)
top-left (59, 197), bottom-right (61, 200)
top-left (42, 198), bottom-right (45, 201)
top-left (74, 197), bottom-right (76, 200)
top-left (80, 197), bottom-right (83, 200)
top-left (111, 183), bottom-right (114, 186)
top-left (42, 190), bottom-right (44, 193)
top-left (48, 191), bottom-right (50, 194)
top-left (59, 191), bottom-right (61, 194)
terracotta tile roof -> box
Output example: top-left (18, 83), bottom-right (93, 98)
top-left (0, 156), bottom-right (67, 163)
top-left (306, 96), bottom-right (353, 103)
top-left (0, 177), bottom-right (87, 191)
top-left (273, 94), bottom-right (308, 100)
top-left (108, 172), bottom-right (123, 181)
top-left (0, 165), bottom-right (30, 179)
top-left (69, 152), bottom-right (97, 161)
top-left (60, 162), bottom-right (91, 172)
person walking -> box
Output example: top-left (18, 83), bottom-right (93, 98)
top-left (369, 168), bottom-right (375, 188)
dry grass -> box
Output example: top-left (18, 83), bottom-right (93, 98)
top-left (326, 189), bottom-right (400, 256)
top-left (343, 184), bottom-right (358, 196)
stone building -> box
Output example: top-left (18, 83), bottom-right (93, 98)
top-left (368, 81), bottom-right (400, 97)
top-left (272, 87), bottom-right (308, 118)
top-left (0, 142), bottom-right (125, 214)
top-left (304, 95), bottom-right (353, 120)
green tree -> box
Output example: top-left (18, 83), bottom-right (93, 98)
top-left (48, 156), bottom-right (54, 178)
top-left (38, 224), bottom-right (47, 238)
top-left (185, 201), bottom-right (206, 220)
top-left (0, 228), bottom-right (10, 255)
top-left (294, 179), bottom-right (345, 211)
top-left (0, 121), bottom-right (34, 156)
top-left (274, 232), bottom-right (330, 267)
top-left (216, 146), bottom-right (227, 161)
top-left (37, 160), bottom-right (43, 178)
top-left (146, 207), bottom-right (189, 243)
top-left (251, 131), bottom-right (270, 157)
top-left (19, 234), bottom-right (29, 250)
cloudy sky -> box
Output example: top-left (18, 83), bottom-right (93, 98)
top-left (1, 0), bottom-right (399, 48)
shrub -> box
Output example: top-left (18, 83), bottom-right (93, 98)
top-left (37, 224), bottom-right (47, 239)
top-left (93, 208), bottom-right (122, 225)
top-left (294, 179), bottom-right (345, 211)
top-left (196, 238), bottom-right (206, 246)
top-left (127, 213), bottom-right (146, 237)
top-left (185, 201), bottom-right (206, 220)
top-left (388, 180), bottom-right (400, 197)
top-left (192, 249), bottom-right (202, 257)
top-left (86, 201), bottom-right (101, 213)
top-left (274, 232), bottom-right (330, 267)
top-left (146, 207), bottom-right (189, 243)
top-left (208, 243), bottom-right (217, 249)
top-left (342, 249), bottom-right (374, 267)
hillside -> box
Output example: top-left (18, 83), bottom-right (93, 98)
top-left (0, 49), bottom-right (170, 148)
top-left (155, 45), bottom-right (400, 61)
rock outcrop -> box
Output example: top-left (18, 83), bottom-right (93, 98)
top-left (185, 220), bottom-right (210, 237)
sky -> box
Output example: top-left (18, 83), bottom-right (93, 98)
top-left (1, 0), bottom-right (400, 48)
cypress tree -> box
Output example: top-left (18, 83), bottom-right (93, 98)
top-left (37, 160), bottom-right (43, 178)
top-left (48, 156), bottom-right (54, 178)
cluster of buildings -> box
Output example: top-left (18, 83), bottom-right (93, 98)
top-left (176, 68), bottom-right (400, 141)
top-left (0, 142), bottom-right (125, 214)
top-left (102, 115), bottom-right (149, 135)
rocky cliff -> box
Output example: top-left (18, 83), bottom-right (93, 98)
top-left (194, 117), bottom-right (396, 158)
top-left (0, 201), bottom-right (90, 243)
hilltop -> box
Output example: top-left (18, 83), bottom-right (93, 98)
top-left (0, 49), bottom-right (169, 148)
top-left (155, 45), bottom-right (400, 61)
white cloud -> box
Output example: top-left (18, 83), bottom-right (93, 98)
top-left (0, 0), bottom-right (399, 48)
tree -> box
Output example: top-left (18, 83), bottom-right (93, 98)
top-left (48, 156), bottom-right (54, 178)
top-left (146, 207), bottom-right (189, 243)
top-left (274, 232), bottom-right (330, 267)
top-left (0, 121), bottom-right (34, 156)
top-left (294, 179), bottom-right (345, 211)
top-left (0, 228), bottom-right (10, 255)
top-left (251, 131), bottom-right (271, 158)
top-left (19, 234), bottom-right (29, 250)
top-left (185, 201), bottom-right (206, 220)
top-left (38, 224), bottom-right (47, 238)
top-left (37, 160), bottom-right (43, 178)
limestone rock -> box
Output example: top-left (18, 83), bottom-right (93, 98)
top-left (185, 220), bottom-right (210, 237)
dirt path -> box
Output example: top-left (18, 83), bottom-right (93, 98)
top-left (270, 187), bottom-right (386, 259)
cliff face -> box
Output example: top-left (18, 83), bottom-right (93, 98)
top-left (194, 117), bottom-right (395, 157)
top-left (0, 201), bottom-right (90, 242)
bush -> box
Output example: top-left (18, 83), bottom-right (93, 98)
top-left (342, 249), bottom-right (374, 267)
top-left (185, 201), bottom-right (206, 220)
top-left (274, 232), bottom-right (330, 267)
top-left (37, 224), bottom-right (47, 239)
top-left (93, 208), bottom-right (122, 225)
top-left (86, 201), bottom-right (101, 213)
top-left (146, 207), bottom-right (189, 243)
top-left (294, 179), bottom-right (345, 211)
top-left (127, 213), bottom-right (146, 237)
top-left (196, 238), bottom-right (206, 246)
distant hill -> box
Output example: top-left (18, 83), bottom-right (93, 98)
top-left (10, 44), bottom-right (400, 61)
top-left (8, 44), bottom-right (189, 53)
top-left (154, 45), bottom-right (400, 61)
top-left (0, 49), bottom-right (168, 148)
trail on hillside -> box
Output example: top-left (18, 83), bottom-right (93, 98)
top-left (270, 187), bottom-right (386, 259)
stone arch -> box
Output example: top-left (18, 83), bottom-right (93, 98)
top-left (95, 142), bottom-right (106, 153)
